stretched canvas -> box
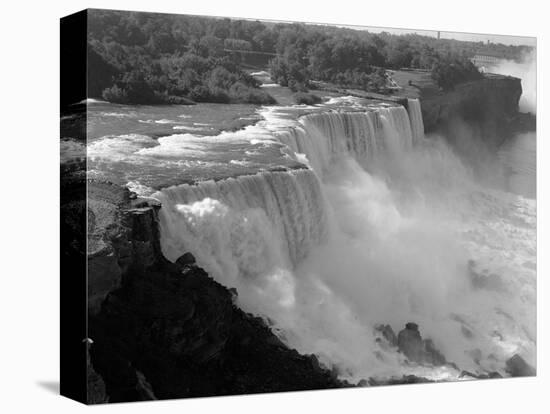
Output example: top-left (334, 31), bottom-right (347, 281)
top-left (60, 8), bottom-right (536, 404)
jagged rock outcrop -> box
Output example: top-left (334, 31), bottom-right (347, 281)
top-left (378, 321), bottom-right (534, 380)
top-left (397, 323), bottom-right (423, 362)
top-left (87, 182), bottom-right (161, 315)
top-left (396, 323), bottom-right (447, 366)
top-left (175, 252), bottom-right (196, 267)
top-left (374, 322), bottom-right (448, 368)
top-left (86, 181), bottom-right (344, 403)
top-left (374, 324), bottom-right (398, 347)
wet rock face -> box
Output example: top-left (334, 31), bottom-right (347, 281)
top-left (397, 323), bottom-right (424, 362)
top-left (375, 322), bottom-right (448, 368)
top-left (505, 354), bottom-right (536, 377)
top-left (375, 324), bottom-right (398, 347)
top-left (396, 323), bottom-right (447, 366)
top-left (422, 339), bottom-right (447, 366)
top-left (175, 252), bottom-right (196, 267)
top-left (468, 260), bottom-right (506, 292)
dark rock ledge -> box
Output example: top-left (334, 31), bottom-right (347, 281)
top-left (86, 181), bottom-right (344, 403)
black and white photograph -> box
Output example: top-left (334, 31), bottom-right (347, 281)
top-left (2, 0), bottom-right (548, 412)
top-left (61, 5), bottom-right (537, 403)
top-left (59, 7), bottom-right (538, 403)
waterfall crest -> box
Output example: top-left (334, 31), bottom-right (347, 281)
top-left (276, 104), bottom-right (421, 176)
top-left (154, 168), bottom-right (330, 287)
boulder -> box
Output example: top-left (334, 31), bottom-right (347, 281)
top-left (406, 322), bottom-right (419, 331)
top-left (505, 354), bottom-right (536, 377)
top-left (397, 322), bottom-right (424, 363)
top-left (397, 322), bottom-right (446, 366)
top-left (176, 252), bottom-right (197, 268)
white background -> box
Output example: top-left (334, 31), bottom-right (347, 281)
top-left (0, 0), bottom-right (547, 412)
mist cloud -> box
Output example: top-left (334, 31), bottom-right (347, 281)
top-left (491, 49), bottom-right (536, 113)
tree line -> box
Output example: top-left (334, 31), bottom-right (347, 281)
top-left (87, 10), bottom-right (530, 104)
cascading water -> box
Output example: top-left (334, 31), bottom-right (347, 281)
top-left (378, 106), bottom-right (415, 154)
top-left (153, 97), bottom-right (536, 383)
top-left (274, 105), bottom-right (418, 176)
top-left (275, 110), bottom-right (381, 175)
top-left (155, 169), bottom-right (329, 277)
top-left (407, 98), bottom-right (425, 144)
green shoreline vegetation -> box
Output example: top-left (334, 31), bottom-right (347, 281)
top-left (88, 10), bottom-right (530, 105)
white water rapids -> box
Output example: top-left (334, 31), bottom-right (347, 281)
top-left (153, 98), bottom-right (536, 383)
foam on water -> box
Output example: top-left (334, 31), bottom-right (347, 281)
top-left (88, 134), bottom-right (159, 162)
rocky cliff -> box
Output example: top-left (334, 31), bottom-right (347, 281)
top-left (85, 181), bottom-right (343, 403)
top-left (420, 74), bottom-right (523, 156)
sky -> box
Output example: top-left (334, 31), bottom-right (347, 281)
top-left (201, 14), bottom-right (537, 48)
top-left (338, 24), bottom-right (536, 47)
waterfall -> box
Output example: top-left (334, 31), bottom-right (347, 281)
top-left (407, 98), bottom-right (425, 144)
top-left (154, 102), bottom-right (422, 283)
top-left (154, 168), bottom-right (330, 289)
top-left (275, 111), bottom-right (379, 174)
top-left (378, 106), bottom-right (415, 154)
top-left (275, 105), bottom-right (419, 176)
top-left (151, 98), bottom-right (536, 381)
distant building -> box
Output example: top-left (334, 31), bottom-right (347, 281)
top-left (471, 54), bottom-right (501, 68)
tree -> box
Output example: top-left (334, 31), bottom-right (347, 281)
top-left (431, 57), bottom-right (482, 90)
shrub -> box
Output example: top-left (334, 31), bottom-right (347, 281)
top-left (431, 58), bottom-right (483, 90)
top-left (288, 80), bottom-right (309, 93)
top-left (102, 71), bottom-right (160, 104)
top-left (240, 89), bottom-right (277, 105)
top-left (189, 85), bottom-right (230, 103)
top-left (207, 87), bottom-right (232, 104)
top-left (154, 92), bottom-right (195, 105)
top-left (229, 82), bottom-right (276, 104)
top-left (294, 92), bottom-right (322, 105)
top-left (102, 85), bottom-right (128, 103)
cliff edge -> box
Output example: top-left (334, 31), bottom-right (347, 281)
top-left (392, 70), bottom-right (526, 152)
top-left (85, 181), bottom-right (343, 403)
top-left (421, 74), bottom-right (523, 148)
